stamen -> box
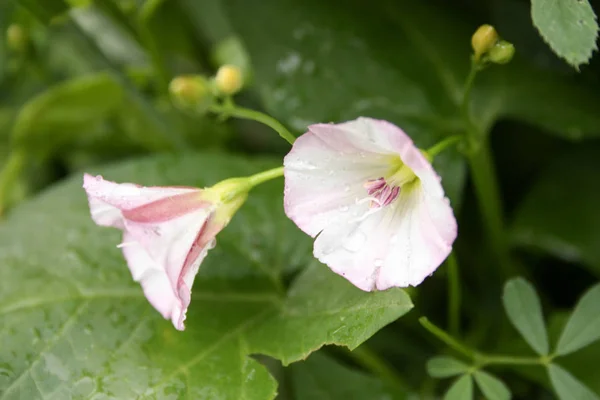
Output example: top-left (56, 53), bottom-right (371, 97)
top-left (361, 177), bottom-right (400, 209)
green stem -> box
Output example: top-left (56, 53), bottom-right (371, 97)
top-left (479, 354), bottom-right (552, 366)
top-left (347, 345), bottom-right (410, 394)
top-left (426, 135), bottom-right (462, 159)
top-left (247, 166), bottom-right (284, 188)
top-left (419, 317), bottom-right (476, 359)
top-left (447, 253), bottom-right (460, 336)
top-left (209, 103), bottom-right (296, 145)
top-left (420, 317), bottom-right (551, 367)
top-left (0, 150), bottom-right (26, 216)
top-left (467, 142), bottom-right (513, 277)
top-left (461, 59), bottom-right (478, 123)
top-left (460, 60), bottom-right (513, 278)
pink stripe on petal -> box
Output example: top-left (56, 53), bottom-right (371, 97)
top-left (122, 192), bottom-right (208, 223)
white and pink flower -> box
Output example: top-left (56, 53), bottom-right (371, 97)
top-left (83, 174), bottom-right (244, 330)
top-left (284, 117), bottom-right (457, 291)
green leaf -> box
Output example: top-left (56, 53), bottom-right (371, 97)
top-left (290, 352), bottom-right (405, 399)
top-left (502, 278), bottom-right (549, 355)
top-left (426, 356), bottom-right (470, 378)
top-left (547, 364), bottom-right (600, 400)
top-left (531, 0), bottom-right (599, 68)
top-left (444, 375), bottom-right (473, 400)
top-left (511, 146), bottom-right (600, 275)
top-left (11, 73), bottom-right (123, 157)
top-left (0, 152), bottom-right (412, 398)
top-left (546, 313), bottom-right (600, 395)
top-left (473, 370), bottom-right (511, 400)
top-left (556, 283), bottom-right (600, 355)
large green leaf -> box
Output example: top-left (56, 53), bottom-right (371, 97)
top-left (225, 0), bottom-right (600, 204)
top-left (547, 364), bottom-right (600, 400)
top-left (531, 0), bottom-right (599, 68)
top-left (511, 146), bottom-right (600, 275)
top-left (502, 278), bottom-right (549, 355)
top-left (556, 283), bottom-right (600, 355)
top-left (0, 152), bottom-right (412, 398)
top-left (290, 352), bottom-right (404, 399)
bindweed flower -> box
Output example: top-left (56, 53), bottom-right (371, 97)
top-left (284, 117), bottom-right (457, 291)
top-left (83, 174), bottom-right (248, 330)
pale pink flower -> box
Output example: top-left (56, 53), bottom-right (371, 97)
top-left (284, 117), bottom-right (457, 291)
top-left (83, 174), bottom-right (244, 330)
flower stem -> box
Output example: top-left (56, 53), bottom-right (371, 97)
top-left (426, 135), bottom-right (462, 159)
top-left (460, 60), bottom-right (513, 278)
top-left (447, 253), bottom-right (460, 336)
top-left (247, 167), bottom-right (284, 188)
top-left (420, 317), bottom-right (552, 367)
top-left (209, 103), bottom-right (296, 145)
top-left (347, 345), bottom-right (410, 394)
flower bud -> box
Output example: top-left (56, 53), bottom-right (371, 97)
top-left (6, 24), bottom-right (27, 53)
top-left (488, 40), bottom-right (515, 64)
top-left (471, 24), bottom-right (498, 61)
top-left (214, 65), bottom-right (243, 96)
top-left (169, 75), bottom-right (211, 109)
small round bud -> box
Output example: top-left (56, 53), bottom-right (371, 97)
top-left (169, 75), bottom-right (211, 109)
top-left (488, 40), bottom-right (515, 64)
top-left (471, 24), bottom-right (498, 61)
top-left (214, 65), bottom-right (243, 96)
top-left (6, 24), bottom-right (27, 53)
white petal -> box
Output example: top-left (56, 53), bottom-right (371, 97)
top-left (123, 208), bottom-right (211, 292)
top-left (284, 120), bottom-right (394, 237)
top-left (314, 183), bottom-right (456, 290)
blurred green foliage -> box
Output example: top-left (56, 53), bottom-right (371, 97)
top-left (0, 0), bottom-right (599, 399)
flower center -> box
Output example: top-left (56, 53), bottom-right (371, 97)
top-left (363, 178), bottom-right (400, 208)
top-left (363, 161), bottom-right (417, 209)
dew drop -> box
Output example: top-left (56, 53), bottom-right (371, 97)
top-left (343, 231), bottom-right (367, 252)
top-left (374, 258), bottom-right (384, 267)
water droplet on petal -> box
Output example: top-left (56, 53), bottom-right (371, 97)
top-left (343, 231), bottom-right (367, 252)
top-left (374, 258), bottom-right (383, 267)
top-left (207, 239), bottom-right (217, 250)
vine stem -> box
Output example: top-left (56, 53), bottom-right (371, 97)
top-left (461, 60), bottom-right (513, 278)
top-left (419, 317), bottom-right (553, 367)
top-left (447, 253), bottom-right (460, 336)
top-left (209, 103), bottom-right (296, 145)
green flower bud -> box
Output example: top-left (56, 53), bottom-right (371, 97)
top-left (488, 40), bottom-right (515, 64)
top-left (471, 24), bottom-right (498, 61)
top-left (214, 65), bottom-right (244, 96)
top-left (6, 24), bottom-right (27, 53)
top-left (169, 75), bottom-right (212, 110)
